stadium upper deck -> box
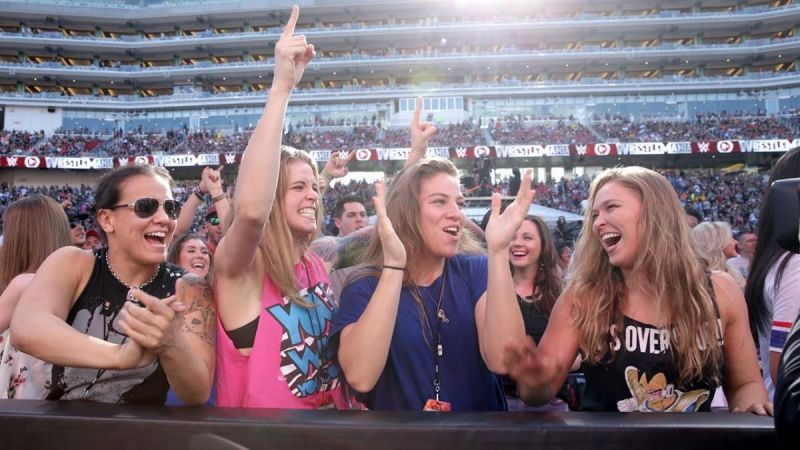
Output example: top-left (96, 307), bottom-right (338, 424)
top-left (0, 0), bottom-right (798, 138)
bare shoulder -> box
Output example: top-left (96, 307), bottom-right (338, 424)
top-left (5, 273), bottom-right (36, 293)
top-left (45, 246), bottom-right (96, 269)
top-left (709, 271), bottom-right (745, 324)
top-left (36, 246), bottom-right (97, 285)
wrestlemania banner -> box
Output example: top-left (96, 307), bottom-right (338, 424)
top-left (1, 138), bottom-right (797, 169)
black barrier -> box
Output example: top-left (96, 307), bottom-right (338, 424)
top-left (0, 399), bottom-right (777, 450)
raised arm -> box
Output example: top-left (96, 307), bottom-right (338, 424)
top-left (214, 4), bottom-right (314, 277)
top-left (319, 150), bottom-right (355, 196)
top-left (174, 166), bottom-right (228, 237)
top-left (404, 97), bottom-right (437, 169)
top-left (475, 169), bottom-right (534, 373)
top-left (337, 181), bottom-right (407, 392)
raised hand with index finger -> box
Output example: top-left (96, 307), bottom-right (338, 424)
top-left (273, 5), bottom-right (315, 92)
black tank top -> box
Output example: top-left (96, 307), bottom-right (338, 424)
top-left (579, 313), bottom-right (724, 412)
top-left (504, 294), bottom-right (551, 397)
top-left (47, 248), bottom-right (184, 404)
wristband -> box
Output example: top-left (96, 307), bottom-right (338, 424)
top-left (320, 169), bottom-right (334, 180)
top-left (382, 265), bottom-right (406, 271)
top-left (211, 193), bottom-right (226, 204)
top-left (193, 187), bottom-right (205, 201)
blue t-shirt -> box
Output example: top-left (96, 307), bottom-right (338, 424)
top-left (332, 254), bottom-right (506, 411)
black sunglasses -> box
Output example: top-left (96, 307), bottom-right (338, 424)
top-left (107, 198), bottom-right (181, 220)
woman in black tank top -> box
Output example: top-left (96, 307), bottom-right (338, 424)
top-left (504, 215), bottom-right (568, 409)
top-left (506, 166), bottom-right (772, 415)
top-left (10, 165), bottom-right (216, 405)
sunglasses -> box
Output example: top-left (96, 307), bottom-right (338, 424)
top-left (107, 198), bottom-right (181, 220)
top-left (207, 216), bottom-right (221, 226)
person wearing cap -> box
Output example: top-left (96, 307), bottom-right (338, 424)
top-left (174, 166), bottom-right (229, 255)
top-left (83, 229), bottom-right (104, 251)
top-left (202, 204), bottom-right (223, 255)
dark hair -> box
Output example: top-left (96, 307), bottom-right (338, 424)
top-left (734, 230), bottom-right (756, 242)
top-left (167, 233), bottom-right (208, 266)
top-left (166, 233), bottom-right (212, 281)
top-left (745, 146), bottom-right (800, 340)
top-left (333, 195), bottom-right (366, 219)
top-left (684, 206), bottom-right (703, 224)
top-left (513, 215), bottom-right (562, 315)
top-left (93, 164), bottom-right (173, 242)
top-left (556, 240), bottom-right (573, 254)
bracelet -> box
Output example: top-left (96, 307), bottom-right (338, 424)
top-left (193, 187), bottom-right (205, 201)
top-left (320, 169), bottom-right (334, 180)
top-left (382, 265), bottom-right (406, 271)
top-left (211, 193), bottom-right (226, 204)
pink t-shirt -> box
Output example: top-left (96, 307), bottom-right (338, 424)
top-left (215, 252), bottom-right (346, 408)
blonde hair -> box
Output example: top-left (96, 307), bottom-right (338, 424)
top-left (690, 221), bottom-right (746, 289)
top-left (568, 166), bottom-right (723, 385)
top-left (256, 146), bottom-right (323, 306)
top-left (0, 195), bottom-right (73, 292)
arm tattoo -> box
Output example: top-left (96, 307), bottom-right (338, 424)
top-left (310, 227), bottom-right (373, 270)
top-left (180, 278), bottom-right (217, 347)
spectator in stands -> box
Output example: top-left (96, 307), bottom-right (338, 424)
top-left (213, 6), bottom-right (347, 409)
top-left (728, 231), bottom-right (757, 279)
top-left (556, 241), bottom-right (573, 273)
top-left (9, 164), bottom-right (215, 404)
top-left (505, 215), bottom-right (569, 411)
top-left (83, 229), bottom-right (104, 251)
top-left (553, 216), bottom-right (573, 244)
top-left (691, 221), bottom-right (747, 291)
top-left (0, 195), bottom-right (72, 399)
top-left (167, 233), bottom-right (211, 281)
top-left (333, 159), bottom-right (534, 411)
top-left (744, 146), bottom-right (800, 401)
top-left (507, 166), bottom-right (771, 414)
top-left (174, 166), bottom-right (229, 255)
top-left (67, 213), bottom-right (88, 248)
top-left (333, 195), bottom-right (368, 237)
top-left (685, 206), bottom-right (703, 228)
top-left (0, 195), bottom-right (72, 331)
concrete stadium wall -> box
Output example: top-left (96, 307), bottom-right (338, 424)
top-left (3, 106), bottom-right (64, 135)
top-left (0, 168), bottom-right (103, 187)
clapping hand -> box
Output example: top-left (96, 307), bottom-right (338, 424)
top-left (484, 168), bottom-right (535, 252)
top-left (373, 180), bottom-right (406, 268)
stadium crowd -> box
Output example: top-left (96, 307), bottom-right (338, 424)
top-left (3, 112), bottom-right (800, 157)
top-left (0, 8), bottom-right (797, 448)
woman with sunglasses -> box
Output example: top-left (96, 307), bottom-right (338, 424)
top-left (212, 6), bottom-right (345, 409)
top-left (10, 164), bottom-right (215, 404)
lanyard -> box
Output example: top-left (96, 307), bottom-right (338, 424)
top-left (429, 261), bottom-right (448, 401)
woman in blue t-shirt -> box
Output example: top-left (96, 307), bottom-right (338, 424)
top-left (333, 158), bottom-right (534, 411)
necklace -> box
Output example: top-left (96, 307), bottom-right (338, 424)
top-left (105, 250), bottom-right (161, 290)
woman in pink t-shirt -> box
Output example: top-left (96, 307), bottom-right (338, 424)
top-left (213, 5), bottom-right (345, 409)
